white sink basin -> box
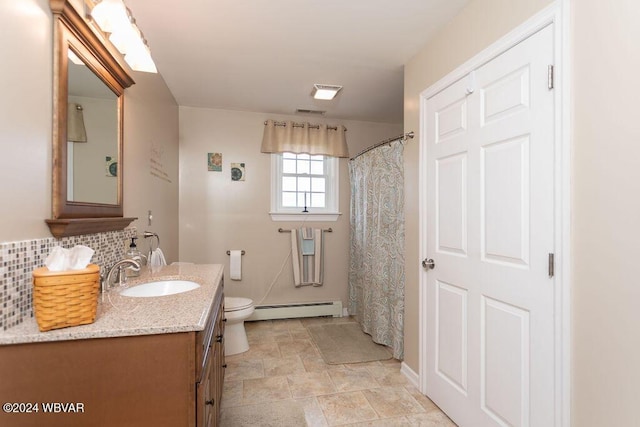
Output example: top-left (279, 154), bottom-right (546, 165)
top-left (120, 280), bottom-right (200, 298)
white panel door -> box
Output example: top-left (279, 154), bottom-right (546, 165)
top-left (424, 24), bottom-right (555, 427)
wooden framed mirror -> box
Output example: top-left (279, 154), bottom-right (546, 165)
top-left (46, 0), bottom-right (136, 237)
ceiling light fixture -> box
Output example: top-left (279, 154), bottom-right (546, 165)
top-left (90, 0), bottom-right (157, 73)
top-left (311, 84), bottom-right (343, 100)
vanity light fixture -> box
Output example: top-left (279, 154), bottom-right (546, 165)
top-left (311, 84), bottom-right (343, 100)
top-left (89, 0), bottom-right (157, 73)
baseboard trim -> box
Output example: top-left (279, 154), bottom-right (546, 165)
top-left (401, 362), bottom-right (420, 390)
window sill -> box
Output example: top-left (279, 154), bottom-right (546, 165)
top-left (269, 212), bottom-right (342, 222)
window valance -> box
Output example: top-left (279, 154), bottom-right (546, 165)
top-left (260, 120), bottom-right (349, 158)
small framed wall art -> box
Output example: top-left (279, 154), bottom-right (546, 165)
top-left (231, 163), bottom-right (245, 181)
top-left (208, 152), bottom-right (222, 172)
top-left (106, 156), bottom-right (117, 177)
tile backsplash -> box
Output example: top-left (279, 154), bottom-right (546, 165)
top-left (0, 228), bottom-right (136, 331)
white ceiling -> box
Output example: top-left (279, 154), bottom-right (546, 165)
top-left (124, 0), bottom-right (469, 124)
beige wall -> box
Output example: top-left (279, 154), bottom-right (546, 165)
top-left (571, 1), bottom-right (640, 425)
top-left (0, 0), bottom-right (53, 240)
top-left (403, 0), bottom-right (552, 373)
top-left (178, 107), bottom-right (401, 305)
top-left (123, 72), bottom-right (180, 262)
top-left (0, 0), bottom-right (179, 263)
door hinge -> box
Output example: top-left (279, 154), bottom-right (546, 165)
top-left (548, 65), bottom-right (554, 90)
top-left (466, 71), bottom-right (476, 95)
top-left (548, 253), bottom-right (555, 277)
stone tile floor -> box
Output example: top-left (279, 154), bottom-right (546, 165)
top-left (221, 316), bottom-right (457, 426)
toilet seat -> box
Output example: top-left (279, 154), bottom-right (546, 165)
top-left (225, 297), bottom-right (253, 312)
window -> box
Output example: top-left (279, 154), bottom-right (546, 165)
top-left (270, 153), bottom-right (340, 221)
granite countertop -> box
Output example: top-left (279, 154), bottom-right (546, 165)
top-left (0, 263), bottom-right (224, 346)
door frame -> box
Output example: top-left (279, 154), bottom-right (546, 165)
top-left (417, 1), bottom-right (571, 426)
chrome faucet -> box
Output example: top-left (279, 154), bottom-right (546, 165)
top-left (102, 259), bottom-right (141, 292)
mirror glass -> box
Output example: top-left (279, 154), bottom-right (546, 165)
top-left (67, 48), bottom-right (119, 205)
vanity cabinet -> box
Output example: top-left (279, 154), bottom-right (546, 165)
top-left (0, 289), bottom-right (225, 427)
top-left (196, 294), bottom-right (225, 426)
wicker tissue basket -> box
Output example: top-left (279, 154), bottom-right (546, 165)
top-left (32, 264), bottom-right (100, 332)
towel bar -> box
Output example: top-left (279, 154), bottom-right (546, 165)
top-left (226, 250), bottom-right (246, 255)
top-left (278, 228), bottom-right (332, 233)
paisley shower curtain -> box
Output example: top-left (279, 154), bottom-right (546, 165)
top-left (348, 141), bottom-right (405, 359)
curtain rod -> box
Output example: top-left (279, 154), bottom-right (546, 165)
top-left (264, 120), bottom-right (346, 131)
top-left (350, 131), bottom-right (415, 161)
top-left (278, 227), bottom-right (333, 233)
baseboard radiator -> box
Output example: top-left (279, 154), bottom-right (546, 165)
top-left (247, 301), bottom-right (343, 321)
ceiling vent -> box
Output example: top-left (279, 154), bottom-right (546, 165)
top-left (296, 108), bottom-right (326, 115)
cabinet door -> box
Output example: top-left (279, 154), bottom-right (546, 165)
top-left (198, 296), bottom-right (225, 427)
top-left (0, 333), bottom-right (195, 427)
top-left (196, 351), bottom-right (214, 427)
top-left (211, 300), bottom-right (225, 427)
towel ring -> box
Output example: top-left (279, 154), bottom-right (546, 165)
top-left (143, 231), bottom-right (160, 252)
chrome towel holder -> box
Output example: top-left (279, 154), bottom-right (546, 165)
top-left (143, 231), bottom-right (159, 252)
top-left (278, 228), bottom-right (332, 233)
top-left (226, 250), bottom-right (246, 255)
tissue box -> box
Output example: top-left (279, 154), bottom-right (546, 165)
top-left (32, 264), bottom-right (100, 332)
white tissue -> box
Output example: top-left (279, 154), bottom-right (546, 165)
top-left (45, 246), bottom-right (70, 271)
top-left (45, 245), bottom-right (94, 271)
top-left (68, 245), bottom-right (95, 270)
top-left (229, 250), bottom-right (242, 280)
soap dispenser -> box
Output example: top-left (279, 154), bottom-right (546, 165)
top-left (126, 237), bottom-right (142, 277)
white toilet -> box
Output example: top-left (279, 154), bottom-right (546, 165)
top-left (223, 297), bottom-right (255, 356)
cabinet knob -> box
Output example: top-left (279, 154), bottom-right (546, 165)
top-left (216, 335), bottom-right (223, 343)
top-left (222, 364), bottom-right (227, 368)
top-left (205, 399), bottom-right (214, 406)
top-left (223, 318), bottom-right (227, 322)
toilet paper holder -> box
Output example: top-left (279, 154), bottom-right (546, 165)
top-left (226, 250), bottom-right (245, 255)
